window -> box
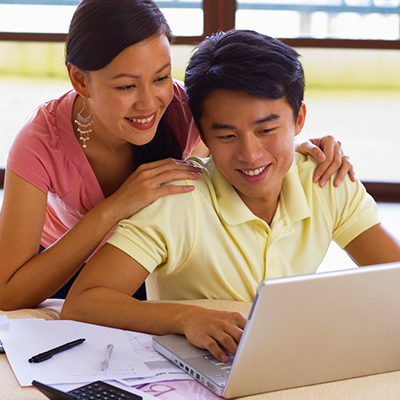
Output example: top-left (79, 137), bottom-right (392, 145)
top-left (2, 0), bottom-right (400, 44)
top-left (0, 0), bottom-right (399, 199)
top-left (0, 2), bottom-right (76, 34)
top-left (157, 1), bottom-right (203, 36)
top-left (0, 0), bottom-right (204, 40)
top-left (236, 0), bottom-right (400, 40)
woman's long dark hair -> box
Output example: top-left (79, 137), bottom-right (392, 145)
top-left (133, 116), bottom-right (182, 169)
top-left (66, 0), bottom-right (172, 70)
top-left (66, 0), bottom-right (182, 165)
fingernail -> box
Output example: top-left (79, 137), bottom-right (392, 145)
top-left (320, 178), bottom-right (326, 187)
top-left (314, 175), bottom-right (320, 182)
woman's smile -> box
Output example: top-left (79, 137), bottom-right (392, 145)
top-left (125, 112), bottom-right (157, 131)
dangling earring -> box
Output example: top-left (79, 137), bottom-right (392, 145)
top-left (74, 97), bottom-right (93, 149)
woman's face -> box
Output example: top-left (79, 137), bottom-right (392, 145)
top-left (85, 33), bottom-right (173, 147)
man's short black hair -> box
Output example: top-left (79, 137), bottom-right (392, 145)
top-left (184, 30), bottom-right (305, 134)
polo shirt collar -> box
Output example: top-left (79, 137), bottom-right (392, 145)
top-left (279, 159), bottom-right (311, 224)
top-left (208, 157), bottom-right (310, 226)
top-left (208, 159), bottom-right (256, 225)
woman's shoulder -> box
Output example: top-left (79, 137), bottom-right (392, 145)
top-left (171, 79), bottom-right (186, 103)
top-left (12, 90), bottom-right (76, 148)
top-left (165, 80), bottom-right (200, 158)
top-left (6, 90), bottom-right (97, 198)
top-left (16, 90), bottom-right (76, 141)
top-left (30, 89), bottom-right (76, 116)
top-left (165, 80), bottom-right (189, 120)
top-left (36, 89), bottom-right (76, 125)
top-left (7, 90), bottom-right (79, 192)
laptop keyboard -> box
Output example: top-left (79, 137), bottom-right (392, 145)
top-left (69, 381), bottom-right (142, 399)
top-left (203, 353), bottom-right (233, 377)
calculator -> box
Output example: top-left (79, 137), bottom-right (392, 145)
top-left (32, 380), bottom-right (143, 400)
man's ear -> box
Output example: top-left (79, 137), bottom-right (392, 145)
top-left (294, 103), bottom-right (306, 136)
top-left (67, 63), bottom-right (90, 98)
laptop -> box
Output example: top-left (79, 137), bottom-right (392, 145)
top-left (153, 262), bottom-right (400, 398)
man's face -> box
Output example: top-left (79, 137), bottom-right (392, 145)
top-left (200, 89), bottom-right (306, 215)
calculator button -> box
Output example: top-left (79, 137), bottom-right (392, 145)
top-left (69, 381), bottom-right (142, 400)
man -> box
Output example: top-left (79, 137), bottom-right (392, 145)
top-left (62, 30), bottom-right (400, 363)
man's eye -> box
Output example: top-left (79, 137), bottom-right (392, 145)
top-left (259, 128), bottom-right (276, 135)
top-left (217, 134), bottom-right (235, 140)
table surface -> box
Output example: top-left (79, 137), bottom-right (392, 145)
top-left (2, 299), bottom-right (400, 400)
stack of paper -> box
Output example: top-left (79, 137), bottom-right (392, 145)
top-left (0, 317), bottom-right (227, 399)
top-left (0, 317), bottom-right (194, 385)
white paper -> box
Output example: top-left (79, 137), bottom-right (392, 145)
top-left (122, 331), bottom-right (192, 386)
top-left (0, 319), bottom-right (152, 386)
top-left (0, 314), bottom-right (10, 329)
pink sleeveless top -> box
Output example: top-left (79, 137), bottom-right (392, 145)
top-left (7, 81), bottom-right (200, 249)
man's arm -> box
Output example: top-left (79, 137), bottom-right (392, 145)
top-left (344, 223), bottom-right (400, 266)
top-left (61, 243), bottom-right (246, 362)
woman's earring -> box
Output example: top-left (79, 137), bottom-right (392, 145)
top-left (74, 98), bottom-right (93, 149)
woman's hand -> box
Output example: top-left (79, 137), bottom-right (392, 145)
top-left (107, 158), bottom-right (202, 222)
top-left (182, 308), bottom-right (247, 362)
top-left (295, 135), bottom-right (356, 187)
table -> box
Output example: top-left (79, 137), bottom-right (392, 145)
top-left (2, 299), bottom-right (400, 399)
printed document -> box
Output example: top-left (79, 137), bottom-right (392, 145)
top-left (0, 318), bottom-right (153, 386)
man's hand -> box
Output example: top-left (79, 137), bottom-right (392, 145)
top-left (182, 308), bottom-right (247, 362)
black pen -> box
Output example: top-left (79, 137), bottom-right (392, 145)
top-left (28, 338), bottom-right (85, 363)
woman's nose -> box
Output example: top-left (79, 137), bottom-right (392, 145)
top-left (136, 86), bottom-right (157, 111)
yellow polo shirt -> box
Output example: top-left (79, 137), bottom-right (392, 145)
top-left (108, 154), bottom-right (379, 302)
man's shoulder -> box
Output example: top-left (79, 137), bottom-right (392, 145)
top-left (294, 152), bottom-right (319, 172)
top-left (130, 158), bottom-right (214, 221)
top-left (292, 152), bottom-right (365, 206)
top-left (169, 157), bottom-right (215, 200)
top-left (292, 152), bottom-right (320, 186)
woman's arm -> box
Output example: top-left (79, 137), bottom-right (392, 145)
top-left (0, 168), bottom-right (121, 310)
top-left (62, 243), bottom-right (246, 363)
top-left (0, 159), bottom-right (202, 310)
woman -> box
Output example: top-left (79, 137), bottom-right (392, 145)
top-left (0, 0), bottom-right (353, 311)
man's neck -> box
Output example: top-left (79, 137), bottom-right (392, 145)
top-left (237, 191), bottom-right (280, 225)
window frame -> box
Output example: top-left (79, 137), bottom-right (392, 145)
top-left (2, 0), bottom-right (400, 48)
top-left (0, 0), bottom-right (399, 201)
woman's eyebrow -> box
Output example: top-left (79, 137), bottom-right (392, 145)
top-left (110, 62), bottom-right (171, 80)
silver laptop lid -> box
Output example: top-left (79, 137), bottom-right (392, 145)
top-left (224, 262), bottom-right (400, 397)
